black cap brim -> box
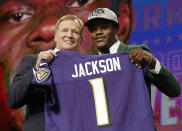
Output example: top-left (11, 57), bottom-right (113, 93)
top-left (85, 18), bottom-right (119, 28)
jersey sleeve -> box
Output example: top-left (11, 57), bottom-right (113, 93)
top-left (32, 61), bottom-right (52, 86)
top-left (32, 61), bottom-right (57, 110)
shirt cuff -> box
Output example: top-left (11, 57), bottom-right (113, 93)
top-left (149, 58), bottom-right (161, 74)
top-left (33, 67), bottom-right (37, 76)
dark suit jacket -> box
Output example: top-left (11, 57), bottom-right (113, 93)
top-left (117, 42), bottom-right (181, 98)
top-left (7, 55), bottom-right (45, 131)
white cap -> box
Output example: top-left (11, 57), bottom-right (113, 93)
top-left (85, 8), bottom-right (119, 26)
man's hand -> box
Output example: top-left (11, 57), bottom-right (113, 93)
top-left (129, 48), bottom-right (156, 69)
top-left (35, 50), bottom-right (57, 70)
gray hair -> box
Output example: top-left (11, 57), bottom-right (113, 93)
top-left (55, 14), bottom-right (84, 36)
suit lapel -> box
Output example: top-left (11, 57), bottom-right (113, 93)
top-left (117, 42), bottom-right (129, 53)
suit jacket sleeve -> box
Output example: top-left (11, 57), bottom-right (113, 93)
top-left (140, 44), bottom-right (181, 97)
top-left (7, 55), bottom-right (37, 108)
top-left (147, 64), bottom-right (181, 97)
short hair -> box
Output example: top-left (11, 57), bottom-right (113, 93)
top-left (55, 14), bottom-right (84, 36)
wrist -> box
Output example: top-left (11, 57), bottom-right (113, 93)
top-left (34, 66), bottom-right (38, 71)
top-left (149, 58), bottom-right (156, 70)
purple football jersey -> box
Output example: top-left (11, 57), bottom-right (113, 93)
top-left (32, 50), bottom-right (155, 131)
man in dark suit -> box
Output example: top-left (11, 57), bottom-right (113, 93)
top-left (85, 8), bottom-right (181, 130)
top-left (7, 14), bottom-right (84, 131)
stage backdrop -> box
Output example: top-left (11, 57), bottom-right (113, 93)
top-left (0, 0), bottom-right (181, 130)
top-left (130, 0), bottom-right (182, 130)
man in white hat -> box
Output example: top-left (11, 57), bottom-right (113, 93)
top-left (85, 7), bottom-right (181, 130)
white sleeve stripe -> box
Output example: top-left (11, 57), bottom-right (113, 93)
top-left (40, 62), bottom-right (47, 67)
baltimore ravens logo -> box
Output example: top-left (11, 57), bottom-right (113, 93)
top-left (35, 68), bottom-right (50, 82)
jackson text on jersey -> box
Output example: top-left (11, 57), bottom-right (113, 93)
top-left (72, 57), bottom-right (121, 78)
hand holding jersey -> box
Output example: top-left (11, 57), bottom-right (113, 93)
top-left (129, 48), bottom-right (156, 69)
top-left (35, 50), bottom-right (57, 70)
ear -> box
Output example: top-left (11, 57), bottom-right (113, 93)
top-left (117, 1), bottom-right (133, 44)
top-left (54, 33), bottom-right (58, 43)
top-left (79, 35), bottom-right (83, 44)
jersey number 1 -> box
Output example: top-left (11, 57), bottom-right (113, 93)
top-left (89, 78), bottom-right (111, 127)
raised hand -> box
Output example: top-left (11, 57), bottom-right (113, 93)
top-left (35, 50), bottom-right (57, 70)
top-left (129, 48), bottom-right (156, 69)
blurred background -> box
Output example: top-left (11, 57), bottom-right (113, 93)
top-left (0, 0), bottom-right (181, 130)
